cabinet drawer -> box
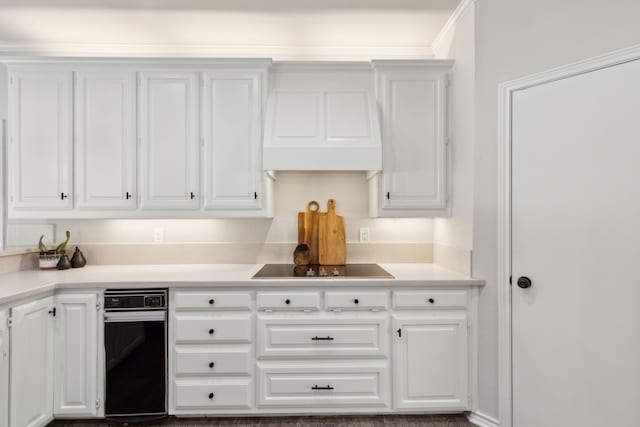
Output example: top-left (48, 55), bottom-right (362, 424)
top-left (325, 292), bottom-right (388, 311)
top-left (257, 315), bottom-right (389, 358)
top-left (174, 379), bottom-right (252, 410)
top-left (393, 290), bottom-right (467, 309)
top-left (174, 314), bottom-right (251, 343)
top-left (257, 292), bottom-right (320, 311)
top-left (257, 362), bottom-right (389, 408)
top-left (174, 347), bottom-right (251, 376)
top-left (174, 291), bottom-right (251, 310)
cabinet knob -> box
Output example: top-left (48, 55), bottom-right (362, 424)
top-left (517, 276), bottom-right (533, 289)
top-left (285, 299), bottom-right (291, 305)
top-left (428, 298), bottom-right (435, 304)
top-left (354, 299), bottom-right (359, 305)
top-left (208, 392), bottom-right (214, 399)
top-left (209, 299), bottom-right (215, 305)
top-left (208, 329), bottom-right (215, 335)
top-left (209, 362), bottom-right (215, 368)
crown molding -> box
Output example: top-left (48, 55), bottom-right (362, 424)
top-left (0, 42), bottom-right (434, 61)
top-left (431, 0), bottom-right (476, 58)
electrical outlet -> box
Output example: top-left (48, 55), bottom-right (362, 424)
top-left (359, 227), bottom-right (370, 242)
top-left (153, 228), bottom-right (164, 243)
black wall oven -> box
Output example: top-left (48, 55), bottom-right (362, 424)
top-left (104, 289), bottom-right (167, 420)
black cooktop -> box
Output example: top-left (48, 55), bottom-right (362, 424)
top-left (252, 263), bottom-right (394, 279)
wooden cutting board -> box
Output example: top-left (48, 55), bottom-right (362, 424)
top-left (297, 201), bottom-right (320, 265)
top-left (318, 199), bottom-right (346, 265)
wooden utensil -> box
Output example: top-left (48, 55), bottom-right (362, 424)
top-left (293, 243), bottom-right (311, 266)
top-left (297, 201), bottom-right (321, 264)
top-left (318, 198), bottom-right (346, 265)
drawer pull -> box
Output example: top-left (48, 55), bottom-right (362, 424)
top-left (353, 298), bottom-right (359, 304)
top-left (311, 385), bottom-right (334, 390)
top-left (428, 298), bottom-right (435, 304)
top-left (208, 329), bottom-right (215, 335)
top-left (208, 362), bottom-right (215, 368)
top-left (311, 336), bottom-right (334, 341)
top-left (209, 299), bottom-right (215, 305)
top-left (285, 299), bottom-right (291, 305)
top-left (208, 392), bottom-right (214, 399)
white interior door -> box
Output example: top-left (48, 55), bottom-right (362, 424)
top-left (512, 58), bottom-right (640, 427)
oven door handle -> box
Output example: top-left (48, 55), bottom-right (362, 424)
top-left (104, 311), bottom-right (166, 322)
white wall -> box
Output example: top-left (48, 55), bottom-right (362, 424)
top-left (474, 0), bottom-right (640, 420)
top-left (433, 1), bottom-right (474, 251)
top-left (8, 172), bottom-right (434, 247)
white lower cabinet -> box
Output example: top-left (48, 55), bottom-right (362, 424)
top-left (393, 314), bottom-right (469, 410)
top-left (257, 361), bottom-right (390, 408)
top-left (0, 310), bottom-right (9, 427)
top-left (54, 293), bottom-right (100, 417)
top-left (169, 287), bottom-right (474, 416)
top-left (10, 296), bottom-right (56, 427)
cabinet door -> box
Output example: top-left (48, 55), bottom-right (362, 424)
top-left (140, 71), bottom-right (200, 210)
top-left (10, 296), bottom-right (55, 427)
top-left (54, 293), bottom-right (99, 417)
top-left (8, 69), bottom-right (72, 211)
top-left (202, 70), bottom-right (263, 211)
top-left (376, 66), bottom-right (449, 213)
top-left (393, 314), bottom-right (468, 410)
top-left (75, 71), bottom-right (136, 210)
top-left (0, 310), bottom-right (9, 427)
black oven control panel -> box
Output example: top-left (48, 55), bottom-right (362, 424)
top-left (104, 289), bottom-right (167, 311)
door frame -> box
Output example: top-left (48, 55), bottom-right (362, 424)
top-left (497, 43), bottom-right (640, 427)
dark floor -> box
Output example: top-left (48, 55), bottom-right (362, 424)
top-left (49, 414), bottom-right (474, 427)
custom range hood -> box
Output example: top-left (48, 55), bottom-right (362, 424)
top-left (263, 62), bottom-right (382, 171)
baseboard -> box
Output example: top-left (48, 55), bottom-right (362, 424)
top-left (467, 411), bottom-right (500, 427)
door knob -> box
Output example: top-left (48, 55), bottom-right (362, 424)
top-left (517, 276), bottom-right (532, 289)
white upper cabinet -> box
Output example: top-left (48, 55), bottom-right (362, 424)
top-left (202, 67), bottom-right (266, 212)
top-left (370, 60), bottom-right (453, 217)
top-left (75, 70), bottom-right (137, 210)
top-left (10, 296), bottom-right (56, 427)
top-left (8, 68), bottom-right (73, 212)
top-left (140, 71), bottom-right (200, 210)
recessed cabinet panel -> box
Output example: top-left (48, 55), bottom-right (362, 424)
top-left (174, 378), bottom-right (252, 410)
top-left (54, 293), bottom-right (99, 417)
top-left (140, 72), bottom-right (200, 210)
top-left (10, 296), bottom-right (55, 427)
top-left (203, 71), bottom-right (263, 210)
top-left (325, 92), bottom-right (371, 141)
top-left (257, 361), bottom-right (390, 408)
top-left (8, 69), bottom-right (72, 211)
top-left (175, 347), bottom-right (251, 376)
top-left (174, 314), bottom-right (252, 344)
top-left (174, 291), bottom-right (252, 311)
top-left (75, 71), bottom-right (136, 209)
top-left (273, 93), bottom-right (321, 140)
top-left (393, 314), bottom-right (468, 410)
top-left (257, 315), bottom-right (389, 359)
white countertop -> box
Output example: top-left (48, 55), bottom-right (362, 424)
top-left (0, 263), bottom-right (484, 306)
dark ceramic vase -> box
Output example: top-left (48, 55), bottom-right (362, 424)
top-left (56, 253), bottom-right (72, 270)
top-left (70, 246), bottom-right (87, 268)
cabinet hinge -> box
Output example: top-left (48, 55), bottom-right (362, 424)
top-left (96, 301), bottom-right (101, 311)
top-left (95, 400), bottom-right (100, 409)
top-left (6, 317), bottom-right (12, 328)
